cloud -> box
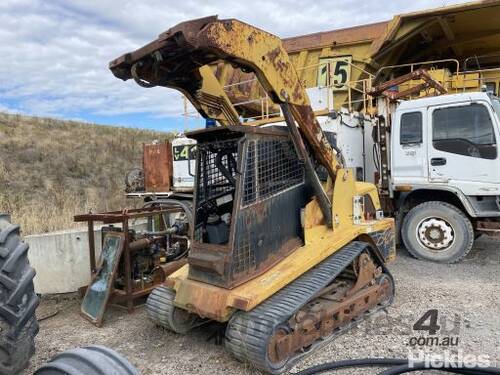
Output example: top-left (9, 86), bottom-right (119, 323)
top-left (0, 0), bottom-right (471, 128)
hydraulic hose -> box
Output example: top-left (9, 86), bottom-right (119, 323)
top-left (141, 227), bottom-right (179, 236)
top-left (295, 358), bottom-right (407, 375)
top-left (295, 358), bottom-right (500, 375)
top-left (378, 363), bottom-right (500, 375)
top-left (143, 198), bottom-right (193, 227)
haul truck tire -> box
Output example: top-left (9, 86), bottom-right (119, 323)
top-left (0, 214), bottom-right (39, 375)
top-left (401, 201), bottom-right (474, 263)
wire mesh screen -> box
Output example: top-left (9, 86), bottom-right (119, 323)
top-left (242, 138), bottom-right (304, 206)
top-left (233, 235), bottom-right (256, 275)
top-left (196, 139), bottom-right (239, 204)
top-left (243, 141), bottom-right (257, 204)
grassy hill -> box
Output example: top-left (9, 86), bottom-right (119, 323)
top-left (0, 112), bottom-right (172, 235)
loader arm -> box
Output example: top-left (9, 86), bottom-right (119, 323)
top-left (109, 16), bottom-right (342, 225)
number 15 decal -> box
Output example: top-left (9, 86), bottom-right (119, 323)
top-left (317, 56), bottom-right (352, 91)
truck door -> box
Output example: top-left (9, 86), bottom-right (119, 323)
top-left (428, 101), bottom-right (499, 190)
top-left (392, 110), bottom-right (428, 184)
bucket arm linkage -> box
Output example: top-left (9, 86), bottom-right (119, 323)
top-left (110, 16), bottom-right (341, 226)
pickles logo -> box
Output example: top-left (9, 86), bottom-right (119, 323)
top-left (408, 350), bottom-right (492, 369)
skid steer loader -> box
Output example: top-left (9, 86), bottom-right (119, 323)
top-left (110, 16), bottom-right (396, 374)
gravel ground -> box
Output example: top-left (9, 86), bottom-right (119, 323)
top-left (26, 237), bottom-right (500, 374)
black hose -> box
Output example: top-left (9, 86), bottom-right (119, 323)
top-left (215, 151), bottom-right (236, 185)
top-left (338, 112), bottom-right (359, 129)
top-left (373, 143), bottom-right (381, 172)
top-left (295, 358), bottom-right (500, 375)
top-left (143, 198), bottom-right (193, 227)
top-left (378, 362), bottom-right (500, 375)
top-left (295, 358), bottom-right (407, 375)
top-left (331, 144), bottom-right (346, 167)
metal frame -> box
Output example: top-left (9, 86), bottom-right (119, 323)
top-left (74, 206), bottom-right (180, 313)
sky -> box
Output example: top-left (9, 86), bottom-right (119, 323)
top-left (0, 0), bottom-right (472, 132)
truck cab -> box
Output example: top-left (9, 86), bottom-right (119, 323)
top-left (390, 91), bottom-right (500, 262)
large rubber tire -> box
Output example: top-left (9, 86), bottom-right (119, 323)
top-left (35, 345), bottom-right (139, 375)
top-left (0, 214), bottom-right (39, 374)
top-left (401, 202), bottom-right (474, 263)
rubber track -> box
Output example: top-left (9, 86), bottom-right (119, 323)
top-left (146, 285), bottom-right (178, 332)
top-left (0, 216), bottom-right (39, 375)
top-left (225, 241), bottom-right (393, 374)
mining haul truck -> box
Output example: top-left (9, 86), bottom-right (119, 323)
top-left (110, 16), bottom-right (396, 374)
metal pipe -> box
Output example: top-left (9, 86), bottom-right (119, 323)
top-left (375, 58), bottom-right (460, 81)
top-left (128, 237), bottom-right (153, 252)
top-left (281, 103), bottom-right (333, 228)
top-left (143, 199), bottom-right (194, 229)
top-left (141, 227), bottom-right (178, 237)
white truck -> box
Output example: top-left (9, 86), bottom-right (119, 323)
top-left (383, 91), bottom-right (499, 262)
top-left (324, 90), bottom-right (500, 263)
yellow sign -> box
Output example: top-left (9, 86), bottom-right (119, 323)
top-left (317, 56), bottom-right (352, 91)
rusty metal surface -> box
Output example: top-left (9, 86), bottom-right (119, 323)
top-left (477, 219), bottom-right (500, 237)
top-left (267, 254), bottom-right (390, 364)
top-left (186, 123), bottom-right (289, 139)
top-left (366, 227), bottom-right (396, 261)
top-left (369, 68), bottom-right (447, 99)
top-left (346, 253), bottom-right (378, 296)
top-left (283, 21), bottom-right (388, 53)
top-left (187, 129), bottom-right (313, 289)
top-left (76, 206), bottom-right (184, 320)
top-left (289, 103), bottom-right (342, 176)
top-left (143, 142), bottom-right (173, 193)
top-left (160, 258), bottom-right (188, 277)
top-left (74, 207), bottom-right (180, 224)
top-left (109, 16), bottom-right (341, 183)
top-left (281, 103), bottom-right (333, 226)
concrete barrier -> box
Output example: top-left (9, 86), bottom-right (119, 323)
top-left (26, 222), bottom-right (147, 295)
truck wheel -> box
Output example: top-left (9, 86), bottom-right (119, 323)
top-left (401, 202), bottom-right (474, 263)
top-left (0, 214), bottom-right (39, 374)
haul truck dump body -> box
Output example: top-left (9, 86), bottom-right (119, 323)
top-left (110, 16), bottom-right (396, 374)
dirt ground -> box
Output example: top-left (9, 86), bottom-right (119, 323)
top-left (26, 237), bottom-right (500, 374)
